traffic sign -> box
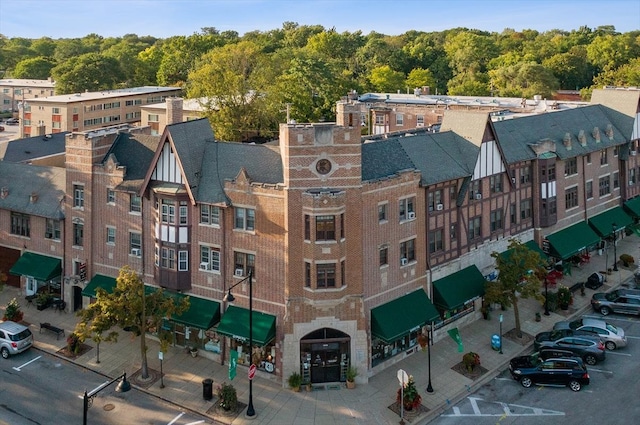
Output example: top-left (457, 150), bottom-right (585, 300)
top-left (397, 369), bottom-right (408, 386)
top-left (248, 364), bottom-right (257, 380)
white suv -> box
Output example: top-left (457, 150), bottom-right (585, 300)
top-left (0, 321), bottom-right (33, 358)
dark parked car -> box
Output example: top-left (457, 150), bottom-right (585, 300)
top-left (534, 328), bottom-right (595, 350)
top-left (4, 118), bottom-right (19, 125)
top-left (591, 289), bottom-right (640, 316)
top-left (535, 335), bottom-right (605, 365)
top-left (509, 354), bottom-right (589, 391)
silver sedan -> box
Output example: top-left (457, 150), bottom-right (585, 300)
top-left (554, 317), bottom-right (627, 350)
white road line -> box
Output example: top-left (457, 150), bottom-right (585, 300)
top-left (469, 397), bottom-right (482, 415)
top-left (167, 412), bottom-right (185, 425)
top-left (588, 367), bottom-right (613, 374)
top-left (442, 397), bottom-right (565, 417)
top-left (606, 351), bottom-right (631, 356)
top-left (625, 335), bottom-right (640, 339)
top-left (12, 355), bottom-right (41, 371)
top-left (185, 421), bottom-right (205, 425)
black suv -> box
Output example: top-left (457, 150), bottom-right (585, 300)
top-left (509, 355), bottom-right (589, 391)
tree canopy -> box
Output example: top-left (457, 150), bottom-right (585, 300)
top-left (1, 24), bottom-right (638, 140)
top-left (485, 240), bottom-right (548, 338)
top-left (75, 266), bottom-right (189, 379)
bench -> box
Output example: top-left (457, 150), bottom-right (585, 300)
top-left (569, 282), bottom-right (585, 294)
top-left (39, 322), bottom-right (65, 340)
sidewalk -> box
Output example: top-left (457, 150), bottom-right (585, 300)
top-left (1, 234), bottom-right (638, 425)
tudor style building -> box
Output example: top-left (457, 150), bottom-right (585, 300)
top-left (1, 88), bottom-right (639, 387)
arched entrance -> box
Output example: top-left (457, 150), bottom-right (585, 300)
top-left (300, 328), bottom-right (350, 384)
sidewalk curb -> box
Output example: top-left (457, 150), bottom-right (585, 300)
top-left (33, 344), bottom-right (223, 425)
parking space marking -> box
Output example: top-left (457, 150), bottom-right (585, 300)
top-left (443, 396), bottom-right (565, 417)
top-left (184, 421), bottom-right (205, 425)
top-left (12, 355), bottom-right (41, 371)
top-left (606, 351), bottom-right (631, 356)
top-left (167, 412), bottom-right (185, 425)
top-left (587, 367), bottom-right (613, 374)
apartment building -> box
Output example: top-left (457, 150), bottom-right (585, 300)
top-left (22, 86), bottom-right (182, 137)
top-left (1, 87), bottom-right (638, 387)
top-left (140, 97), bottom-right (205, 135)
top-left (0, 78), bottom-right (56, 114)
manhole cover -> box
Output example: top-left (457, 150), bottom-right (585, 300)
top-left (103, 404), bottom-right (115, 411)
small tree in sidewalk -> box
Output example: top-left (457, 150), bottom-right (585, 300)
top-left (75, 266), bottom-right (189, 379)
top-left (486, 239), bottom-right (547, 338)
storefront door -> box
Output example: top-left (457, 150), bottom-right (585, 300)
top-left (300, 328), bottom-right (350, 384)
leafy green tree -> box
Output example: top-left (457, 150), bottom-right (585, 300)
top-left (135, 44), bottom-right (164, 86)
top-left (12, 57), bottom-right (56, 79)
top-left (188, 41), bottom-right (274, 141)
top-left (405, 68), bottom-right (436, 91)
top-left (368, 65), bottom-right (405, 93)
top-left (51, 52), bottom-right (124, 94)
top-left (30, 37), bottom-right (56, 57)
top-left (485, 240), bottom-right (547, 338)
top-left (542, 46), bottom-right (595, 90)
top-left (444, 31), bottom-right (498, 76)
top-left (587, 34), bottom-right (635, 72)
top-left (75, 266), bottom-right (189, 379)
top-left (447, 72), bottom-right (490, 96)
top-left (592, 57), bottom-right (640, 89)
top-left (489, 62), bottom-right (559, 98)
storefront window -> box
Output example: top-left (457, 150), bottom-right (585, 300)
top-left (371, 329), bottom-right (419, 368)
top-left (227, 338), bottom-right (276, 373)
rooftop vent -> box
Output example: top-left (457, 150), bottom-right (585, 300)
top-left (578, 130), bottom-right (587, 146)
top-left (592, 127), bottom-right (601, 143)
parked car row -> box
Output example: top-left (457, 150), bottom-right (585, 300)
top-left (510, 314), bottom-right (629, 392)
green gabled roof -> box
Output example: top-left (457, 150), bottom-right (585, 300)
top-left (494, 105), bottom-right (628, 165)
top-left (546, 221), bottom-right (600, 260)
top-left (433, 265), bottom-right (486, 310)
top-left (10, 252), bottom-right (62, 282)
top-left (588, 206), bottom-right (634, 237)
top-left (371, 289), bottom-right (440, 343)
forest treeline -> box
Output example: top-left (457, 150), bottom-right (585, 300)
top-left (1, 23), bottom-right (638, 141)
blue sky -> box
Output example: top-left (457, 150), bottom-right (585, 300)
top-left (1, 0), bottom-right (638, 39)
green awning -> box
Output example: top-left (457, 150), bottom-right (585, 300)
top-left (216, 305), bottom-right (276, 346)
top-left (9, 252), bottom-right (62, 282)
top-left (371, 289), bottom-right (440, 344)
top-left (171, 293), bottom-right (220, 329)
top-left (624, 196), bottom-right (640, 218)
top-left (82, 274), bottom-right (117, 298)
top-left (546, 221), bottom-right (600, 260)
top-left (499, 240), bottom-right (548, 262)
top-left (588, 206), bottom-right (634, 236)
top-left (433, 265), bottom-right (486, 310)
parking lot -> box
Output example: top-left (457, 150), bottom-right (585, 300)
top-left (432, 313), bottom-right (640, 425)
top-left (0, 117), bottom-right (21, 145)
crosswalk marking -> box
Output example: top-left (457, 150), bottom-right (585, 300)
top-left (442, 396), bottom-right (565, 417)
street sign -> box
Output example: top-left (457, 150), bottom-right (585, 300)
top-left (397, 369), bottom-right (408, 386)
top-left (248, 364), bottom-right (257, 380)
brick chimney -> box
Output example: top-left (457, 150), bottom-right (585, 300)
top-left (166, 97), bottom-right (184, 125)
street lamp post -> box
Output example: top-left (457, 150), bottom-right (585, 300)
top-left (224, 271), bottom-right (255, 417)
top-left (83, 372), bottom-right (130, 425)
top-left (612, 223), bottom-right (618, 271)
top-left (499, 314), bottom-right (504, 354)
top-left (426, 322), bottom-right (434, 393)
top-left (544, 277), bottom-right (550, 316)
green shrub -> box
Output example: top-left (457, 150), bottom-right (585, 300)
top-left (462, 352), bottom-right (481, 372)
top-left (216, 382), bottom-right (238, 411)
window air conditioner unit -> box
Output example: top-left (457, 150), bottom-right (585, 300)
top-left (416, 123), bottom-right (424, 127)
top-left (234, 268), bottom-right (244, 277)
top-left (632, 150), bottom-right (637, 156)
top-left (436, 204), bottom-right (443, 211)
top-left (131, 248), bottom-right (141, 256)
top-left (200, 262), bottom-right (210, 270)
top-left (475, 193), bottom-right (482, 200)
top-left (512, 177), bottom-right (516, 184)
top-left (407, 212), bottom-right (416, 219)
top-left (401, 258), bottom-right (408, 266)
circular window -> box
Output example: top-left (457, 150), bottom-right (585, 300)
top-left (315, 159), bottom-right (332, 174)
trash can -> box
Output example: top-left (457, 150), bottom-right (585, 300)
top-left (491, 334), bottom-right (501, 351)
top-left (202, 378), bottom-right (213, 400)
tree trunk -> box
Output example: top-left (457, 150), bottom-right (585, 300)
top-left (512, 295), bottom-right (522, 338)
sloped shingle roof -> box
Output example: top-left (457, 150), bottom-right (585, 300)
top-left (0, 162), bottom-right (65, 219)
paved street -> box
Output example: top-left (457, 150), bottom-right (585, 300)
top-left (1, 233), bottom-right (639, 424)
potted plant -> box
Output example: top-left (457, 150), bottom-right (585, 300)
top-left (462, 352), bottom-right (481, 372)
top-left (396, 375), bottom-right (421, 411)
top-left (557, 285), bottom-right (572, 310)
top-left (288, 371), bottom-right (302, 392)
top-left (189, 346), bottom-right (198, 358)
top-left (36, 293), bottom-right (53, 310)
top-left (216, 382), bottom-right (238, 411)
top-left (535, 312), bottom-right (541, 322)
top-left (66, 332), bottom-right (81, 355)
top-left (2, 298), bottom-right (24, 322)
top-left (345, 365), bottom-right (358, 389)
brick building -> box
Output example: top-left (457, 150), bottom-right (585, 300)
top-left (1, 87), bottom-right (639, 387)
